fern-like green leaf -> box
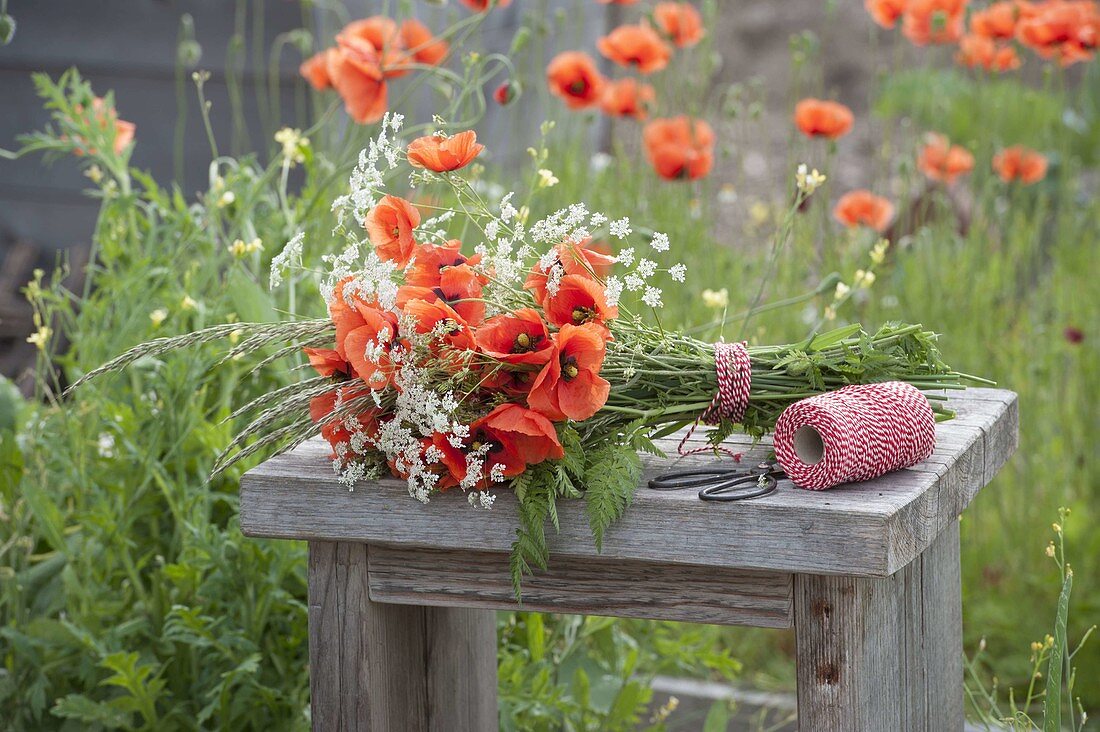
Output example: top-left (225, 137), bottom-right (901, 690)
top-left (582, 441), bottom-right (641, 552)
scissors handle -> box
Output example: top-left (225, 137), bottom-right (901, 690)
top-left (648, 469), bottom-right (744, 491)
top-left (698, 472), bottom-right (778, 501)
top-left (648, 467), bottom-right (781, 501)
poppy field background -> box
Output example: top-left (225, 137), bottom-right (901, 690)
top-left (0, 1), bottom-right (1097, 730)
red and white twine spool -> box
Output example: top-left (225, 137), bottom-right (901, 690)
top-left (678, 341), bottom-right (752, 459)
top-left (772, 381), bottom-right (936, 491)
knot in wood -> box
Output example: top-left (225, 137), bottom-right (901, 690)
top-left (816, 661), bottom-right (840, 685)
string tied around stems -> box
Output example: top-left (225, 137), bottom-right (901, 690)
top-left (677, 341), bottom-right (752, 459)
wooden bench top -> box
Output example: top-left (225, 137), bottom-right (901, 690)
top-left (240, 387), bottom-right (1017, 578)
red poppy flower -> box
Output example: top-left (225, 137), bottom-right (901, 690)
top-left (475, 308), bottom-right (554, 369)
top-left (833, 190), bottom-right (896, 233)
top-left (918, 132), bottom-right (974, 183)
top-left (528, 323), bottom-right (612, 421)
top-left (598, 23), bottom-right (673, 74)
top-left (970, 1), bottom-right (1034, 39)
top-left (642, 116), bottom-right (715, 180)
top-left (300, 49), bottom-right (336, 90)
top-left (71, 98), bottom-right (136, 157)
top-left (330, 280), bottom-right (399, 389)
top-left (992, 145), bottom-right (1048, 184)
top-left (794, 99), bottom-right (854, 139)
top-left (547, 51), bottom-right (607, 109)
top-left (309, 387), bottom-right (380, 459)
top-left (401, 298), bottom-right (477, 357)
top-left (397, 261), bottom-right (487, 325)
top-left (543, 274), bottom-right (618, 329)
top-left (365, 195), bottom-right (421, 267)
top-left (340, 17), bottom-right (407, 76)
top-left (600, 78), bottom-right (656, 120)
top-left (406, 130), bottom-right (485, 172)
top-left (399, 19), bottom-right (449, 66)
top-left (459, 0), bottom-right (513, 11)
top-left (1016, 1), bottom-right (1099, 66)
top-left (478, 404), bottom-right (564, 464)
top-left (864, 0), bottom-right (908, 28)
top-left (956, 34), bottom-right (1022, 71)
top-left (902, 0), bottom-right (968, 46)
top-left (653, 2), bottom-right (706, 47)
top-left (525, 239), bottom-right (618, 307)
top-left (328, 37), bottom-right (389, 124)
top-left (407, 239), bottom-right (483, 287)
top-left (1064, 326), bottom-right (1084, 344)
top-left (304, 347), bottom-right (353, 379)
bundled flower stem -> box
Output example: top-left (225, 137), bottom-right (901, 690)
top-left (74, 115), bottom-right (984, 596)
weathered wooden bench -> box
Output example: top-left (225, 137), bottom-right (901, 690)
top-left (240, 388), bottom-right (1017, 731)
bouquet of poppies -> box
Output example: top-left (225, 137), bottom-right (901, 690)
top-left (75, 114), bottom-right (979, 591)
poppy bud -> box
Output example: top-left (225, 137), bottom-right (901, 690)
top-left (494, 80), bottom-right (520, 106)
top-left (0, 13), bottom-right (16, 45)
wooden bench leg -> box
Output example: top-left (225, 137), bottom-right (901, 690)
top-left (794, 521), bottom-right (964, 731)
top-left (307, 541), bottom-right (498, 731)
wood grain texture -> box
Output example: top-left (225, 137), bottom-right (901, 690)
top-left (243, 389), bottom-right (1017, 577)
top-left (793, 522), bottom-right (963, 731)
top-left (307, 542), bottom-right (497, 731)
top-left (367, 545), bottom-right (793, 628)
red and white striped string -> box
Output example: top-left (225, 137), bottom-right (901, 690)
top-left (677, 341), bottom-right (752, 460)
top-left (772, 381), bottom-right (936, 490)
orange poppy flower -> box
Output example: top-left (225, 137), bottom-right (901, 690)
top-left (477, 404), bottom-right (564, 464)
top-left (833, 190), bottom-right (896, 233)
top-left (528, 323), bottom-right (612, 422)
top-left (475, 308), bottom-right (554, 368)
top-left (598, 23), bottom-right (673, 74)
top-left (864, 0), bottom-right (908, 28)
top-left (304, 347), bottom-right (353, 379)
top-left (72, 98), bottom-right (136, 156)
top-left (642, 115), bottom-right (715, 180)
top-left (397, 261), bottom-right (487, 325)
top-left (407, 240), bottom-right (483, 287)
top-left (340, 17), bottom-right (407, 76)
top-left (525, 239), bottom-right (618, 306)
top-left (600, 78), bottom-right (657, 119)
top-left (543, 274), bottom-right (618, 329)
top-left (365, 195), bottom-right (421, 266)
top-left (401, 298), bottom-right (477, 357)
top-left (794, 99), bottom-right (854, 139)
top-left (328, 37), bottom-right (389, 124)
top-left (902, 0), bottom-right (968, 46)
top-left (970, 1), bottom-right (1033, 39)
top-left (653, 3), bottom-right (706, 47)
top-left (992, 145), bottom-right (1048, 184)
top-left (300, 49), bottom-right (336, 90)
top-left (406, 130), bottom-right (485, 172)
top-left (459, 0), bottom-right (513, 11)
top-left (329, 281), bottom-right (399, 389)
top-left (309, 388), bottom-right (380, 459)
top-left (917, 133), bottom-right (975, 184)
top-left (399, 19), bottom-right (449, 66)
top-left (528, 240), bottom-right (617, 304)
top-left (547, 51), bottom-right (607, 109)
top-left (1016, 1), bottom-right (1099, 66)
top-left (957, 34), bottom-right (1022, 70)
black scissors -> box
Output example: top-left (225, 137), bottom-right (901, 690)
top-left (648, 460), bottom-right (785, 501)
